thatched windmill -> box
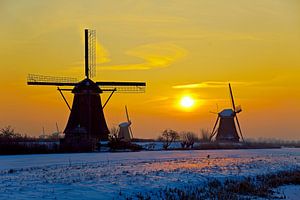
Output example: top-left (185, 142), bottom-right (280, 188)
top-left (209, 83), bottom-right (244, 142)
top-left (118, 105), bottom-right (133, 142)
top-left (27, 29), bottom-right (146, 150)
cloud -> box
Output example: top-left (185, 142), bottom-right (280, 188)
top-left (173, 81), bottom-right (248, 89)
top-left (149, 29), bottom-right (264, 42)
top-left (64, 42), bottom-right (187, 74)
top-left (97, 41), bottom-right (110, 64)
top-left (100, 43), bottom-right (187, 70)
top-left (99, 15), bottom-right (186, 24)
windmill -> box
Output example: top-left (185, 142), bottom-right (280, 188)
top-left (27, 29), bottom-right (146, 150)
top-left (209, 83), bottom-right (244, 142)
top-left (118, 105), bottom-right (133, 142)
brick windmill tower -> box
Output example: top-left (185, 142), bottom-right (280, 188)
top-left (27, 29), bottom-right (146, 151)
top-left (209, 83), bottom-right (244, 142)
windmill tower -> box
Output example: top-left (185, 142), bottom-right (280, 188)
top-left (27, 29), bottom-right (146, 150)
top-left (209, 83), bottom-right (244, 142)
top-left (118, 105), bottom-right (133, 142)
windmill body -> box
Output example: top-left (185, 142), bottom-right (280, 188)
top-left (64, 78), bottom-right (109, 143)
top-left (118, 122), bottom-right (132, 142)
top-left (215, 109), bottom-right (240, 142)
top-left (27, 29), bottom-right (146, 151)
top-left (118, 106), bottom-right (133, 142)
top-left (210, 84), bottom-right (244, 142)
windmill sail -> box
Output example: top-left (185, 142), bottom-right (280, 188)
top-left (85, 29), bottom-right (96, 79)
top-left (97, 81), bottom-right (146, 92)
top-left (125, 105), bottom-right (134, 138)
top-left (125, 105), bottom-right (130, 122)
top-left (27, 74), bottom-right (77, 86)
top-left (229, 83), bottom-right (236, 111)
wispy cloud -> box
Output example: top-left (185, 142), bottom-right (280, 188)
top-left (99, 15), bottom-right (186, 24)
top-left (173, 81), bottom-right (248, 89)
top-left (100, 43), bottom-right (187, 70)
top-left (64, 42), bottom-right (187, 73)
top-left (97, 41), bottom-right (110, 64)
top-left (150, 30), bottom-right (264, 42)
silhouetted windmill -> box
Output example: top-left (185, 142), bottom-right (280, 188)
top-left (118, 105), bottom-right (133, 142)
top-left (209, 83), bottom-right (244, 142)
top-left (27, 29), bottom-right (146, 150)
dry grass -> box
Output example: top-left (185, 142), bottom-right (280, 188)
top-left (125, 169), bottom-right (300, 200)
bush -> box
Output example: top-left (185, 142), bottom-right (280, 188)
top-left (180, 131), bottom-right (198, 149)
top-left (0, 126), bottom-right (21, 139)
top-left (158, 129), bottom-right (179, 150)
top-left (200, 128), bottom-right (211, 142)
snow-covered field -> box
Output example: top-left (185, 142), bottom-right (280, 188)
top-left (0, 148), bottom-right (299, 200)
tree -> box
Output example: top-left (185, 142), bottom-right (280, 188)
top-left (108, 126), bottom-right (119, 141)
top-left (48, 132), bottom-right (60, 140)
top-left (180, 131), bottom-right (198, 148)
top-left (0, 126), bottom-right (21, 139)
top-left (200, 128), bottom-right (211, 142)
top-left (158, 129), bottom-right (179, 150)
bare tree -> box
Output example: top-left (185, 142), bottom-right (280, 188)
top-left (180, 131), bottom-right (198, 148)
top-left (0, 126), bottom-right (21, 139)
top-left (48, 132), bottom-right (60, 140)
top-left (159, 129), bottom-right (179, 150)
top-left (200, 128), bottom-right (210, 142)
top-left (108, 126), bottom-right (119, 141)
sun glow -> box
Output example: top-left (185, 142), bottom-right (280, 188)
top-left (180, 96), bottom-right (195, 109)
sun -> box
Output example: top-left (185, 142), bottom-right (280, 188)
top-left (180, 96), bottom-right (195, 109)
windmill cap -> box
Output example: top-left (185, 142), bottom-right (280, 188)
top-left (119, 122), bottom-right (131, 127)
top-left (219, 109), bottom-right (235, 117)
top-left (72, 78), bottom-right (102, 93)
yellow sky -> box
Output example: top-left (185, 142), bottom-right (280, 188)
top-left (0, 0), bottom-right (300, 139)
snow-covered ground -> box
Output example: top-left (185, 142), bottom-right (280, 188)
top-left (0, 148), bottom-right (300, 200)
top-left (275, 185), bottom-right (300, 200)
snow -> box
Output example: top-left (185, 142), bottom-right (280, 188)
top-left (276, 185), bottom-right (300, 200)
top-left (0, 148), bottom-right (299, 199)
top-left (136, 141), bottom-right (183, 150)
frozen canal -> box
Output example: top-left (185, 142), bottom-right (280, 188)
top-left (0, 148), bottom-right (299, 199)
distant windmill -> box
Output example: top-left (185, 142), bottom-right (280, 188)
top-left (118, 105), bottom-right (133, 142)
top-left (209, 83), bottom-right (244, 142)
top-left (27, 29), bottom-right (146, 150)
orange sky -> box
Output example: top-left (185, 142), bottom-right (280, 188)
top-left (0, 0), bottom-right (300, 139)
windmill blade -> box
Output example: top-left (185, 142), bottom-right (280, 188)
top-left (125, 105), bottom-right (133, 138)
top-left (85, 29), bottom-right (96, 79)
top-left (209, 103), bottom-right (219, 114)
top-left (129, 126), bottom-right (134, 139)
top-left (27, 74), bottom-right (77, 86)
top-left (210, 116), bottom-right (220, 141)
top-left (96, 81), bottom-right (146, 93)
top-left (210, 129), bottom-right (218, 140)
top-left (56, 122), bottom-right (60, 133)
top-left (125, 105), bottom-right (130, 122)
top-left (229, 83), bottom-right (236, 111)
top-left (235, 105), bottom-right (242, 113)
top-left (235, 115), bottom-right (245, 142)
